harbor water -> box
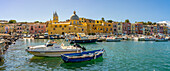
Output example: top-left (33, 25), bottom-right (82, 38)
top-left (0, 39), bottom-right (170, 71)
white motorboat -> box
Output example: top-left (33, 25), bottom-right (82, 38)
top-left (26, 41), bottom-right (86, 57)
top-left (106, 37), bottom-right (121, 42)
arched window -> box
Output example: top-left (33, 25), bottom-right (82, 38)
top-left (77, 21), bottom-right (79, 24)
top-left (73, 21), bottom-right (76, 24)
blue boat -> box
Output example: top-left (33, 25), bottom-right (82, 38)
top-left (61, 49), bottom-right (105, 63)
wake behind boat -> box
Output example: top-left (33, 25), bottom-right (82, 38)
top-left (26, 41), bottom-right (86, 57)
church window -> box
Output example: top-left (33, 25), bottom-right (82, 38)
top-left (60, 25), bottom-right (62, 28)
top-left (108, 24), bottom-right (111, 26)
top-left (64, 25), bottom-right (66, 27)
top-left (55, 25), bottom-right (57, 28)
top-left (53, 28), bottom-right (55, 30)
top-left (74, 28), bottom-right (76, 30)
top-left (82, 29), bottom-right (84, 31)
top-left (73, 21), bottom-right (76, 24)
top-left (62, 28), bottom-right (64, 30)
top-left (77, 21), bottom-right (79, 24)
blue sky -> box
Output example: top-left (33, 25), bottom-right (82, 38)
top-left (0, 0), bottom-right (170, 23)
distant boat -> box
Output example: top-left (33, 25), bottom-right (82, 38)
top-left (144, 37), bottom-right (155, 41)
top-left (138, 37), bottom-right (145, 41)
top-left (155, 38), bottom-right (168, 42)
top-left (61, 49), bottom-right (104, 63)
top-left (97, 37), bottom-right (106, 42)
top-left (106, 37), bottom-right (121, 42)
top-left (69, 33), bottom-right (97, 44)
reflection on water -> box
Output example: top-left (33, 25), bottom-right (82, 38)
top-left (0, 56), bottom-right (5, 70)
top-left (60, 57), bottom-right (104, 70)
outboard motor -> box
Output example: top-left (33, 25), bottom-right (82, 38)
top-left (73, 43), bottom-right (86, 51)
top-left (82, 46), bottom-right (86, 51)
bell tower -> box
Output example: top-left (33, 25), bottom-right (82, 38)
top-left (53, 11), bottom-right (58, 24)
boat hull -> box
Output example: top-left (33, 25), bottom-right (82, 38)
top-left (106, 39), bottom-right (121, 42)
top-left (61, 54), bottom-right (103, 63)
top-left (26, 50), bottom-right (81, 57)
top-left (155, 40), bottom-right (168, 42)
top-left (61, 49), bottom-right (104, 63)
top-left (70, 39), bottom-right (97, 44)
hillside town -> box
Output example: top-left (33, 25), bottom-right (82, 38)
top-left (0, 11), bottom-right (170, 36)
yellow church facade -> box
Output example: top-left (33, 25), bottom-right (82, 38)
top-left (47, 11), bottom-right (115, 35)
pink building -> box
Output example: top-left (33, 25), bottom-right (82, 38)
top-left (122, 23), bottom-right (131, 34)
top-left (137, 23), bottom-right (143, 34)
top-left (29, 23), bottom-right (46, 34)
top-left (159, 26), bottom-right (163, 34)
top-left (16, 25), bottom-right (24, 34)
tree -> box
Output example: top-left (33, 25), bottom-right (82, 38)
top-left (101, 17), bottom-right (105, 21)
top-left (9, 20), bottom-right (17, 23)
top-left (152, 22), bottom-right (156, 25)
top-left (107, 20), bottom-right (113, 23)
top-left (147, 21), bottom-right (152, 25)
top-left (125, 19), bottom-right (130, 23)
top-left (34, 21), bottom-right (39, 23)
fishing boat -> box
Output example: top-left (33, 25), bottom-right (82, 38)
top-left (138, 37), bottom-right (145, 41)
top-left (106, 37), bottom-right (121, 42)
top-left (144, 37), bottom-right (155, 41)
top-left (97, 36), bottom-right (106, 42)
top-left (61, 49), bottom-right (104, 63)
top-left (26, 41), bottom-right (86, 57)
top-left (69, 33), bottom-right (97, 44)
top-left (155, 38), bottom-right (168, 42)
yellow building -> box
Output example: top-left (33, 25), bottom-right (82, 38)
top-left (47, 11), bottom-right (115, 35)
top-left (0, 24), bottom-right (7, 33)
top-left (131, 24), bottom-right (135, 34)
top-left (163, 26), bottom-right (168, 34)
top-left (47, 11), bottom-right (87, 35)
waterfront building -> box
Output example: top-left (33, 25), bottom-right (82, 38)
top-left (137, 23), bottom-right (143, 34)
top-left (131, 24), bottom-right (135, 34)
top-left (0, 24), bottom-right (7, 33)
top-left (16, 24), bottom-right (24, 34)
top-left (157, 25), bottom-right (163, 34)
top-left (47, 11), bottom-right (116, 35)
top-left (117, 22), bottom-right (122, 34)
top-left (113, 22), bottom-right (117, 34)
top-left (122, 23), bottom-right (131, 34)
top-left (47, 11), bottom-right (87, 35)
top-left (29, 23), bottom-right (46, 34)
top-left (168, 27), bottom-right (170, 34)
top-left (163, 26), bottom-right (168, 34)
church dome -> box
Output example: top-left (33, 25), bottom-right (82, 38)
top-left (70, 11), bottom-right (79, 20)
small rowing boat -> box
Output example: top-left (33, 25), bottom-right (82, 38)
top-left (61, 49), bottom-right (104, 63)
